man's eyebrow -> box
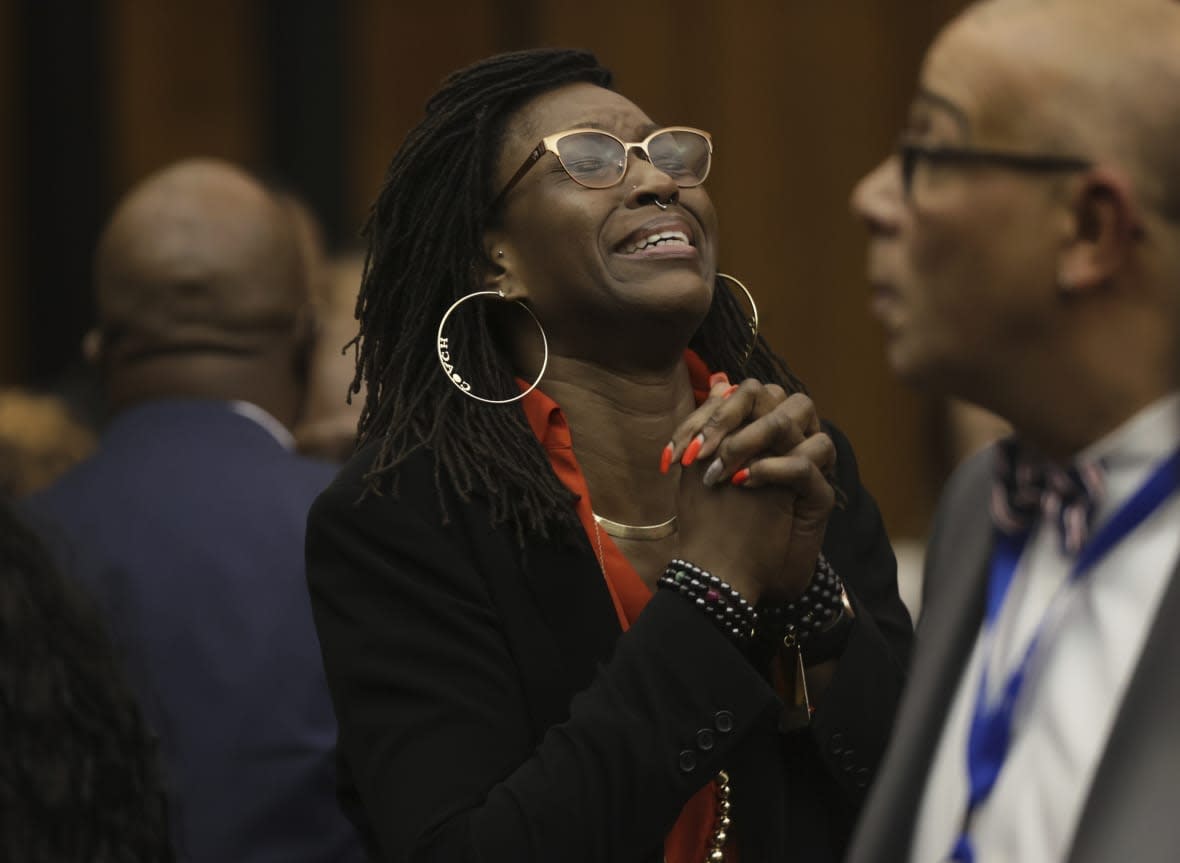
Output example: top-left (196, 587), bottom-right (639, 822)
top-left (912, 87), bottom-right (972, 138)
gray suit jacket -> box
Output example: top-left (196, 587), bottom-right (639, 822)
top-left (846, 446), bottom-right (1180, 863)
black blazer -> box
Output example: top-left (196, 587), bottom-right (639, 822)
top-left (306, 421), bottom-right (912, 863)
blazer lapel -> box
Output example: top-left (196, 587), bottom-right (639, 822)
top-left (848, 450), bottom-right (995, 862)
top-left (461, 500), bottom-right (621, 736)
top-left (1067, 558), bottom-right (1180, 863)
top-left (520, 532), bottom-right (622, 692)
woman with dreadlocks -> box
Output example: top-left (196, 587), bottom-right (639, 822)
top-left (307, 48), bottom-right (911, 863)
top-left (0, 499), bottom-right (173, 862)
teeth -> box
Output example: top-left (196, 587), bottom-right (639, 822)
top-left (622, 230), bottom-right (691, 254)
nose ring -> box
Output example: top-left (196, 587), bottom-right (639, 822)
top-left (654, 199), bottom-right (669, 210)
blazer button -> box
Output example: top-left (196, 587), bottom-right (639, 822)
top-left (714, 710), bottom-right (735, 734)
top-left (840, 751), bottom-right (857, 771)
top-left (696, 729), bottom-right (715, 752)
top-left (829, 732), bottom-right (846, 755)
top-left (854, 767), bottom-right (871, 789)
top-left (678, 750), bottom-right (698, 774)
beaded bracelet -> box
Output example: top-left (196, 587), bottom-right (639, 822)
top-left (798, 598), bottom-right (854, 666)
top-left (756, 553), bottom-right (853, 662)
top-left (658, 559), bottom-right (758, 648)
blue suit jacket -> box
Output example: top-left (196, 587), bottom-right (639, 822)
top-left (25, 399), bottom-right (365, 863)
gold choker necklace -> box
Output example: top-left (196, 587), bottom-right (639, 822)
top-left (591, 512), bottom-right (678, 541)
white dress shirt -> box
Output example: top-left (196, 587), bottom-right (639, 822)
top-left (910, 393), bottom-right (1180, 863)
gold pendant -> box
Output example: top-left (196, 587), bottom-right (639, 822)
top-left (778, 633), bottom-right (813, 732)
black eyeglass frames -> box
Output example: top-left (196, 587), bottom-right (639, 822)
top-left (898, 141), bottom-right (1092, 196)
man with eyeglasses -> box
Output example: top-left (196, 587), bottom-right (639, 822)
top-left (847, 1), bottom-right (1180, 862)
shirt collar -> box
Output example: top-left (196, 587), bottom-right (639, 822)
top-left (228, 401), bottom-right (296, 451)
top-left (519, 349), bottom-right (715, 450)
top-left (1079, 391), bottom-right (1180, 470)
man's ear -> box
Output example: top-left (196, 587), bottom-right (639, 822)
top-left (1057, 167), bottom-right (1142, 295)
top-left (290, 304), bottom-right (319, 421)
top-left (291, 303), bottom-right (319, 375)
top-left (294, 302), bottom-right (319, 349)
top-left (81, 328), bottom-right (103, 365)
top-left (481, 233), bottom-right (526, 300)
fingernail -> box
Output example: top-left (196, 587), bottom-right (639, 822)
top-left (702, 457), bottom-right (725, 486)
top-left (708, 372), bottom-right (730, 387)
top-left (681, 434), bottom-right (704, 467)
top-left (721, 384), bottom-right (738, 400)
top-left (659, 442), bottom-right (674, 474)
top-left (731, 467), bottom-right (751, 486)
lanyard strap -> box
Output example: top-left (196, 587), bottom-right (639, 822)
top-left (949, 446), bottom-right (1180, 863)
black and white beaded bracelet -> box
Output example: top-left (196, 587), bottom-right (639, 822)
top-left (658, 559), bottom-right (758, 647)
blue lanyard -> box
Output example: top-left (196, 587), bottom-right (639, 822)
top-left (949, 446), bottom-right (1180, 863)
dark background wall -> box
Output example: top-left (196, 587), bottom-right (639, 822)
top-left (0, 0), bottom-right (970, 537)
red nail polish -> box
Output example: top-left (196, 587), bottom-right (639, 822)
top-left (659, 443), bottom-right (673, 474)
top-left (721, 384), bottom-right (739, 400)
top-left (682, 435), bottom-right (704, 467)
top-left (731, 467), bottom-right (751, 486)
top-left (709, 372), bottom-right (730, 387)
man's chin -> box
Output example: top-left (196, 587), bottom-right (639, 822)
top-left (884, 342), bottom-right (938, 391)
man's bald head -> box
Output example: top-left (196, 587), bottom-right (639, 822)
top-left (934, 0), bottom-right (1180, 222)
top-left (91, 158), bottom-right (315, 420)
top-left (94, 158), bottom-right (309, 362)
top-left (852, 0), bottom-right (1180, 456)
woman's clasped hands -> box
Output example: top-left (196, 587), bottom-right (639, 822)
top-left (667, 373), bottom-right (837, 606)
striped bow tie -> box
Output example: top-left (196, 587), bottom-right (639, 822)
top-left (991, 437), bottom-right (1106, 555)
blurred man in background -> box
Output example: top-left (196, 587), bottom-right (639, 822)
top-left (24, 158), bottom-right (364, 863)
top-left (848, 1), bottom-right (1180, 861)
top-left (295, 251), bottom-right (365, 463)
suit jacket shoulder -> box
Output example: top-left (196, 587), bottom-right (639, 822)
top-left (845, 446), bottom-right (994, 863)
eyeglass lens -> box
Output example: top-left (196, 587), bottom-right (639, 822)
top-left (554, 130), bottom-right (710, 189)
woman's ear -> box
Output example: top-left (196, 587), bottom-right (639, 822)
top-left (1057, 167), bottom-right (1142, 296)
top-left (481, 234), bottom-right (526, 300)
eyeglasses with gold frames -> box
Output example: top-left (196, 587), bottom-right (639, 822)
top-left (492, 126), bottom-right (713, 209)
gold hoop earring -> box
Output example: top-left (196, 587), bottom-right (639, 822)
top-left (436, 290), bottom-right (549, 404)
top-left (716, 272), bottom-right (760, 362)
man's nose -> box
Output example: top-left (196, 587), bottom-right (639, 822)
top-left (851, 154), bottom-right (903, 234)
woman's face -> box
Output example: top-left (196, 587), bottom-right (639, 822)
top-left (490, 82), bottom-right (719, 368)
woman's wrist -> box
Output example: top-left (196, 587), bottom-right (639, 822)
top-left (657, 553), bottom-right (855, 662)
top-left (755, 553), bottom-right (854, 662)
top-left (658, 559), bottom-right (758, 649)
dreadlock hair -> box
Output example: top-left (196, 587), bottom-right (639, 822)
top-left (0, 500), bottom-right (173, 862)
top-left (353, 47), bottom-right (808, 546)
